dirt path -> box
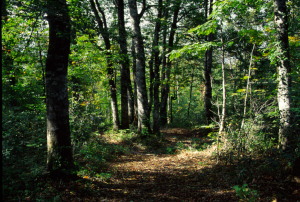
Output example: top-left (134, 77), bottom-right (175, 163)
top-left (93, 128), bottom-right (237, 201)
top-left (43, 128), bottom-right (298, 201)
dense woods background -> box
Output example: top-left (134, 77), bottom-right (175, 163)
top-left (2, 0), bottom-right (300, 201)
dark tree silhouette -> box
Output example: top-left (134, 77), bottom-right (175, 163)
top-left (45, 0), bottom-right (74, 174)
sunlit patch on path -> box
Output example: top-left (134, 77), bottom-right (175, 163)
top-left (102, 128), bottom-right (236, 201)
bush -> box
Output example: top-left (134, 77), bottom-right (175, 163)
top-left (76, 136), bottom-right (129, 176)
top-left (233, 184), bottom-right (259, 202)
top-left (2, 109), bottom-right (46, 200)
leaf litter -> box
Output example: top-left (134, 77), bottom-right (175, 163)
top-left (34, 128), bottom-right (299, 201)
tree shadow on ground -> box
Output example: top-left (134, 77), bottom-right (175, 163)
top-left (33, 158), bottom-right (299, 201)
top-left (16, 128), bottom-right (299, 201)
top-left (118, 127), bottom-right (216, 155)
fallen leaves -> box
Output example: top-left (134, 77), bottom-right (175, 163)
top-left (23, 128), bottom-right (299, 201)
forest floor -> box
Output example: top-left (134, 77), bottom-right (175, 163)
top-left (33, 128), bottom-right (299, 201)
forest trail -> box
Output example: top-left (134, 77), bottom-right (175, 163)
top-left (40, 128), bottom-right (299, 201)
top-left (92, 128), bottom-right (237, 201)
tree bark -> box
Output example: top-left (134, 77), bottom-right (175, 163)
top-left (90, 0), bottom-right (119, 130)
top-left (160, 0), bottom-right (181, 126)
top-left (274, 0), bottom-right (292, 150)
top-left (148, 51), bottom-right (154, 117)
top-left (204, 0), bottom-right (214, 124)
top-left (131, 38), bottom-right (139, 127)
top-left (116, 0), bottom-right (132, 129)
top-left (152, 0), bottom-right (163, 134)
top-left (187, 67), bottom-right (195, 118)
top-left (128, 0), bottom-right (151, 132)
top-left (45, 0), bottom-right (74, 173)
top-left (240, 44), bottom-right (255, 130)
top-left (219, 36), bottom-right (226, 134)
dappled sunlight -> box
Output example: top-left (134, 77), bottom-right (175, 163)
top-left (3, 0), bottom-right (299, 200)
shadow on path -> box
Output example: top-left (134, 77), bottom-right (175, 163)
top-left (33, 128), bottom-right (299, 201)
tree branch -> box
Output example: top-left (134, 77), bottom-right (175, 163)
top-left (138, 0), bottom-right (148, 19)
top-left (95, 0), bottom-right (108, 30)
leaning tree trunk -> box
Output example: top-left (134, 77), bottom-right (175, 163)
top-left (160, 0), bottom-right (181, 126)
top-left (128, 0), bottom-right (151, 133)
top-left (90, 0), bottom-right (119, 130)
top-left (45, 0), bottom-right (74, 173)
top-left (274, 0), bottom-right (292, 150)
top-left (240, 44), bottom-right (255, 131)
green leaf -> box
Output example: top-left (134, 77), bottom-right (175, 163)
top-left (188, 20), bottom-right (218, 36)
top-left (169, 42), bottom-right (219, 61)
top-left (237, 89), bottom-right (246, 93)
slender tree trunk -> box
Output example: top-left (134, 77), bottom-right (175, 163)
top-left (219, 37), bottom-right (226, 134)
top-left (128, 0), bottom-right (151, 132)
top-left (274, 0), bottom-right (292, 150)
top-left (45, 0), bottom-right (74, 173)
top-left (160, 28), bottom-right (168, 126)
top-left (127, 84), bottom-right (135, 124)
top-left (148, 54), bottom-right (154, 115)
top-left (152, 0), bottom-right (163, 134)
top-left (116, 0), bottom-right (132, 129)
top-left (90, 0), bottom-right (119, 130)
top-left (240, 44), bottom-right (255, 130)
top-left (169, 93), bottom-right (173, 123)
top-left (187, 68), bottom-right (195, 118)
top-left (160, 0), bottom-right (181, 126)
top-left (131, 38), bottom-right (139, 127)
top-left (204, 0), bottom-right (214, 124)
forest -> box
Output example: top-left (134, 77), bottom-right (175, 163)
top-left (2, 0), bottom-right (300, 201)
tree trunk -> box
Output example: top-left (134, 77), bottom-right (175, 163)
top-left (148, 53), bottom-right (154, 117)
top-left (128, 0), bottom-right (151, 133)
top-left (187, 67), bottom-right (195, 118)
top-left (160, 0), bottom-right (181, 126)
top-left (219, 37), bottom-right (226, 134)
top-left (45, 0), bottom-right (74, 173)
top-left (131, 38), bottom-right (139, 127)
top-left (204, 0), bottom-right (214, 124)
top-left (152, 0), bottom-right (163, 134)
top-left (160, 24), bottom-right (168, 126)
top-left (127, 84), bottom-right (135, 124)
top-left (240, 44), bottom-right (255, 130)
top-left (274, 0), bottom-right (292, 150)
top-left (116, 0), bottom-right (132, 129)
top-left (90, 0), bottom-right (119, 130)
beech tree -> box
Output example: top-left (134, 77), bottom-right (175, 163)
top-left (45, 0), bottom-right (74, 173)
top-left (274, 0), bottom-right (292, 150)
top-left (3, 1), bottom-right (300, 199)
top-left (128, 0), bottom-right (151, 132)
top-left (116, 0), bottom-right (134, 129)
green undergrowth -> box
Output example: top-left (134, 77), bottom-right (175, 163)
top-left (2, 109), bottom-right (47, 201)
top-left (165, 136), bottom-right (215, 154)
top-left (74, 129), bottom-right (170, 178)
top-left (75, 133), bottom-right (131, 177)
top-left (233, 184), bottom-right (259, 202)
